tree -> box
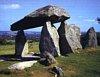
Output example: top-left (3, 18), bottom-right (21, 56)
top-left (96, 17), bottom-right (100, 23)
top-left (0, 37), bottom-right (7, 45)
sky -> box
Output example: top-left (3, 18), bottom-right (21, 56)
top-left (0, 0), bottom-right (100, 32)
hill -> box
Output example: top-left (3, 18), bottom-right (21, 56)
top-left (0, 31), bottom-right (41, 40)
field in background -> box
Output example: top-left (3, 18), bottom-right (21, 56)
top-left (0, 41), bottom-right (100, 77)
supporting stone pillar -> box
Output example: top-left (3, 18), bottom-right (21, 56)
top-left (15, 30), bottom-right (28, 57)
top-left (58, 21), bottom-right (82, 55)
top-left (39, 21), bottom-right (60, 57)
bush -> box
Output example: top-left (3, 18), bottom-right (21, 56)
top-left (28, 37), bottom-right (40, 43)
top-left (0, 37), bottom-right (7, 45)
top-left (97, 32), bottom-right (100, 46)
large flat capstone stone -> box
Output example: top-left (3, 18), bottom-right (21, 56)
top-left (11, 5), bottom-right (70, 31)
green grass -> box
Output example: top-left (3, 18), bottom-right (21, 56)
top-left (0, 44), bottom-right (15, 55)
top-left (28, 42), bottom-right (39, 53)
top-left (0, 41), bottom-right (100, 77)
top-left (56, 48), bottom-right (100, 77)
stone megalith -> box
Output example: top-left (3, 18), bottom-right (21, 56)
top-left (69, 24), bottom-right (81, 42)
top-left (10, 5), bottom-right (70, 31)
top-left (15, 30), bottom-right (29, 57)
top-left (58, 21), bottom-right (82, 55)
top-left (10, 5), bottom-right (70, 58)
top-left (39, 21), bottom-right (60, 57)
top-left (82, 27), bottom-right (98, 48)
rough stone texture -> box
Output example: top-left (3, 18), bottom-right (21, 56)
top-left (11, 5), bottom-right (70, 31)
top-left (52, 66), bottom-right (64, 77)
top-left (8, 61), bottom-right (37, 70)
top-left (58, 21), bottom-right (82, 55)
top-left (69, 24), bottom-right (81, 42)
top-left (45, 52), bottom-right (57, 65)
top-left (82, 27), bottom-right (98, 48)
top-left (39, 21), bottom-right (60, 57)
top-left (15, 30), bottom-right (29, 57)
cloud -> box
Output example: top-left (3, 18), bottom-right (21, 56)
top-left (83, 19), bottom-right (95, 22)
top-left (78, 16), bottom-right (96, 22)
top-left (0, 4), bottom-right (21, 9)
top-left (79, 16), bottom-right (83, 18)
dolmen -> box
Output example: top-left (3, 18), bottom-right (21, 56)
top-left (9, 5), bottom-right (85, 70)
top-left (10, 5), bottom-right (82, 57)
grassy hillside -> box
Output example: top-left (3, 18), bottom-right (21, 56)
top-left (0, 41), bottom-right (100, 77)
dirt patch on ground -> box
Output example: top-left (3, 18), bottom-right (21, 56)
top-left (63, 65), bottom-right (79, 76)
top-left (84, 47), bottom-right (97, 52)
top-left (30, 70), bottom-right (55, 77)
top-left (10, 69), bottom-right (55, 77)
top-left (10, 70), bottom-right (26, 77)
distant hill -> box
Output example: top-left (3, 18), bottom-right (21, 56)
top-left (0, 31), bottom-right (41, 40)
top-left (0, 31), bottom-right (90, 40)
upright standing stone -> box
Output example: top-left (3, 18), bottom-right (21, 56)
top-left (39, 21), bottom-right (60, 57)
top-left (82, 27), bottom-right (98, 48)
top-left (58, 21), bottom-right (82, 55)
top-left (69, 24), bottom-right (81, 42)
top-left (15, 30), bottom-right (28, 57)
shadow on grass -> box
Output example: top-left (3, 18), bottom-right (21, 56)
top-left (0, 54), bottom-right (40, 61)
top-left (39, 60), bottom-right (49, 66)
top-left (86, 69), bottom-right (100, 76)
top-left (0, 69), bottom-right (10, 75)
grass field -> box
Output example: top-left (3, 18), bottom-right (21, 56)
top-left (0, 41), bottom-right (100, 77)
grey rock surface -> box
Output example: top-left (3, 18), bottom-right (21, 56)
top-left (15, 30), bottom-right (29, 57)
top-left (82, 27), bottom-right (98, 48)
top-left (8, 61), bottom-right (37, 70)
top-left (52, 66), bottom-right (64, 77)
top-left (69, 24), bottom-right (81, 42)
top-left (11, 5), bottom-right (70, 31)
top-left (39, 21), bottom-right (60, 57)
top-left (58, 21), bottom-right (82, 55)
top-left (45, 52), bottom-right (57, 65)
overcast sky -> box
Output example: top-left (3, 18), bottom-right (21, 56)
top-left (0, 0), bottom-right (100, 32)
